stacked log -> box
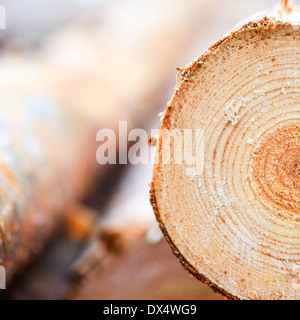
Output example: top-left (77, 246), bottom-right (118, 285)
top-left (151, 2), bottom-right (300, 300)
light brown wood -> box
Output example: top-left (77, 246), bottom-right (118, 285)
top-left (0, 53), bottom-right (95, 280)
top-left (151, 13), bottom-right (300, 300)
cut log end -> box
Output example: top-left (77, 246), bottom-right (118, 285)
top-left (151, 17), bottom-right (300, 300)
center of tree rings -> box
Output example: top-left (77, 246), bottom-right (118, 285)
top-left (251, 123), bottom-right (300, 220)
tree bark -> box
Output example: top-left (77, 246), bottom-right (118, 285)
top-left (0, 56), bottom-right (95, 281)
top-left (151, 10), bottom-right (300, 300)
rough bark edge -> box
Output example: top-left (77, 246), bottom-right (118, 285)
top-left (150, 187), bottom-right (238, 300)
top-left (150, 17), bottom-right (298, 301)
top-left (160, 17), bottom-right (296, 130)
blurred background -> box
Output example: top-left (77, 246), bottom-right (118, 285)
top-left (0, 0), bottom-right (278, 300)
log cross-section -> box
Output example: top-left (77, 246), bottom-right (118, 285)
top-left (151, 13), bottom-right (300, 300)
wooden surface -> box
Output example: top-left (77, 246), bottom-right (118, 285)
top-left (151, 14), bottom-right (300, 300)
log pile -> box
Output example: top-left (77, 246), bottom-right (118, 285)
top-left (1, 0), bottom-right (291, 300)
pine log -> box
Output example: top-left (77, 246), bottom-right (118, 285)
top-left (1, 0), bottom-right (280, 298)
top-left (151, 8), bottom-right (300, 300)
top-left (0, 55), bottom-right (94, 281)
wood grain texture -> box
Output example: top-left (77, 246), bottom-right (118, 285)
top-left (151, 16), bottom-right (300, 300)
